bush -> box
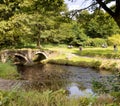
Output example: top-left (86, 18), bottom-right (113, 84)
top-left (91, 60), bottom-right (101, 69)
top-left (83, 38), bottom-right (107, 47)
top-left (107, 34), bottom-right (120, 46)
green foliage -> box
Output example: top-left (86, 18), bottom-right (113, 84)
top-left (33, 0), bottom-right (65, 12)
top-left (77, 10), bottom-right (120, 38)
top-left (76, 10), bottom-right (91, 26)
top-left (0, 13), bottom-right (32, 49)
top-left (91, 60), bottom-right (101, 69)
top-left (0, 0), bottom-right (67, 49)
top-left (47, 52), bottom-right (102, 69)
top-left (111, 92), bottom-right (120, 103)
top-left (70, 23), bottom-right (89, 46)
top-left (0, 62), bottom-right (19, 79)
top-left (0, 0), bottom-right (20, 20)
top-left (0, 89), bottom-right (91, 106)
top-left (76, 47), bottom-right (120, 59)
top-left (107, 34), bottom-right (120, 46)
top-left (92, 80), bottom-right (107, 93)
top-left (83, 38), bottom-right (107, 47)
top-left (0, 0), bottom-right (119, 49)
top-left (53, 22), bottom-right (89, 46)
top-left (92, 72), bottom-right (120, 102)
top-left (0, 89), bottom-right (118, 106)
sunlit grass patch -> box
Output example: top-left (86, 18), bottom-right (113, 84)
top-left (48, 53), bottom-right (101, 69)
top-left (75, 47), bottom-right (120, 59)
top-left (0, 62), bottom-right (19, 79)
top-left (44, 44), bottom-right (120, 59)
top-left (43, 44), bottom-right (78, 53)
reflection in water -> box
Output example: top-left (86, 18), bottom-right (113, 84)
top-left (68, 83), bottom-right (94, 97)
top-left (16, 64), bottom-right (111, 97)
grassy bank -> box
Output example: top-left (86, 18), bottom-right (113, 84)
top-left (47, 54), bottom-right (100, 68)
top-left (43, 44), bottom-right (120, 59)
top-left (76, 47), bottom-right (120, 59)
top-left (42, 45), bottom-right (120, 72)
top-left (46, 53), bottom-right (120, 73)
top-left (0, 89), bottom-right (119, 106)
top-left (0, 46), bottom-right (119, 105)
top-left (0, 62), bottom-right (19, 79)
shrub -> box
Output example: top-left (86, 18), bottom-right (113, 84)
top-left (91, 60), bottom-right (101, 69)
top-left (107, 34), bottom-right (120, 46)
top-left (83, 38), bottom-right (107, 47)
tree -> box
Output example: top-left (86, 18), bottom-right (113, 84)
top-left (96, 0), bottom-right (120, 27)
top-left (76, 9), bottom-right (120, 38)
top-left (0, 14), bottom-right (32, 49)
top-left (0, 0), bottom-right (21, 20)
top-left (0, 0), bottom-right (67, 49)
top-left (22, 0), bottom-right (67, 48)
top-left (69, 0), bottom-right (120, 27)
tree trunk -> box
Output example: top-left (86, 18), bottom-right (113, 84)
top-left (96, 0), bottom-right (120, 28)
top-left (36, 32), bottom-right (41, 49)
top-left (113, 15), bottom-right (120, 28)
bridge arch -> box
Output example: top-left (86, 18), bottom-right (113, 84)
top-left (14, 53), bottom-right (29, 64)
top-left (0, 49), bottom-right (49, 64)
top-left (33, 52), bottom-right (48, 62)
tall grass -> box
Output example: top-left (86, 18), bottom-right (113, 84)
top-left (0, 62), bottom-right (19, 79)
top-left (0, 89), bottom-right (118, 106)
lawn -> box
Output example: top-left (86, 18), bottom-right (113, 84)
top-left (42, 44), bottom-right (120, 72)
top-left (43, 44), bottom-right (120, 59)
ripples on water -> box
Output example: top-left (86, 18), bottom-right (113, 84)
top-left (16, 64), bottom-right (112, 97)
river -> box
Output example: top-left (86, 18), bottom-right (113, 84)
top-left (16, 64), bottom-right (112, 97)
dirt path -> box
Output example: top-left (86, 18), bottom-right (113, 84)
top-left (0, 78), bottom-right (22, 90)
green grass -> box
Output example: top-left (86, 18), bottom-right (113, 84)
top-left (44, 44), bottom-right (120, 59)
top-left (42, 44), bottom-right (78, 53)
top-left (0, 89), bottom-right (118, 106)
top-left (43, 45), bottom-right (120, 72)
top-left (0, 45), bottom-right (119, 105)
top-left (76, 48), bottom-right (120, 59)
top-left (0, 89), bottom-right (89, 106)
top-left (0, 62), bottom-right (20, 79)
top-left (47, 53), bottom-right (102, 70)
top-left (8, 43), bottom-right (120, 59)
top-left (10, 43), bottom-right (120, 59)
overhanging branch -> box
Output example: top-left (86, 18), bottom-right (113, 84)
top-left (96, 0), bottom-right (115, 17)
top-left (70, 2), bottom-right (97, 17)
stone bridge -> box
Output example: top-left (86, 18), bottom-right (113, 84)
top-left (0, 49), bottom-right (49, 65)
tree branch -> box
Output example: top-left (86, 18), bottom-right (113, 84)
top-left (96, 0), bottom-right (115, 17)
top-left (115, 0), bottom-right (120, 15)
top-left (70, 2), bottom-right (97, 17)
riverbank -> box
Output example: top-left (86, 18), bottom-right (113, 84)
top-left (0, 89), bottom-right (119, 106)
top-left (0, 47), bottom-right (119, 105)
top-left (0, 46), bottom-right (120, 73)
top-left (45, 52), bottom-right (120, 73)
top-left (0, 62), bottom-right (20, 79)
top-left (43, 45), bottom-right (120, 73)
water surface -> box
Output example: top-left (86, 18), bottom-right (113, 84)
top-left (17, 64), bottom-right (112, 97)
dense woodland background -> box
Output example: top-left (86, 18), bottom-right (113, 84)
top-left (0, 0), bottom-right (120, 49)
